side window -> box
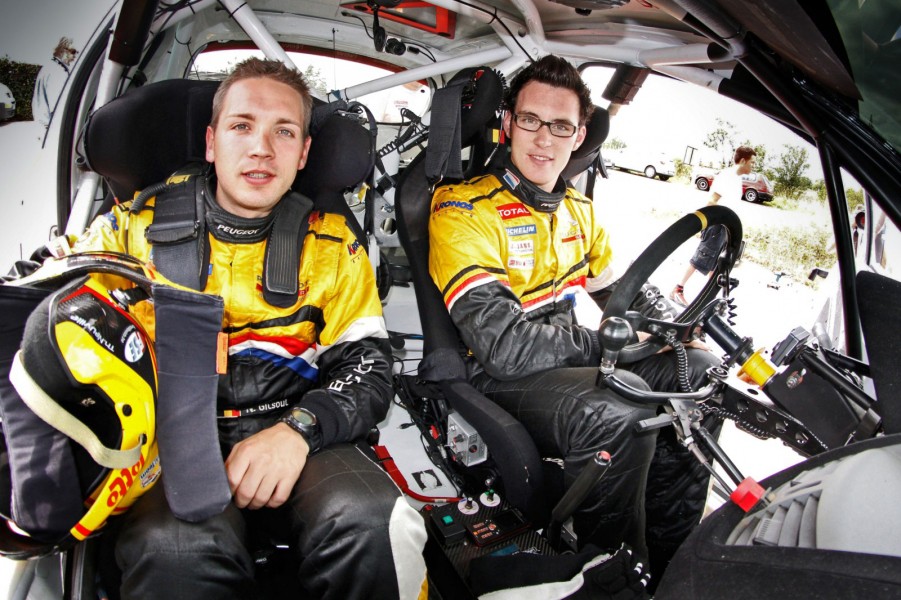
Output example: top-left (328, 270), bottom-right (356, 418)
top-left (869, 201), bottom-right (900, 280)
top-left (580, 66), bottom-right (835, 347)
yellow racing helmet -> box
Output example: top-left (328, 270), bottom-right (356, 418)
top-left (3, 256), bottom-right (161, 552)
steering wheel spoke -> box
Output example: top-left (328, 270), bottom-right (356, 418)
top-left (602, 205), bottom-right (743, 364)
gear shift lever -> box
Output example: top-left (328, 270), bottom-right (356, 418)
top-left (598, 316), bottom-right (633, 375)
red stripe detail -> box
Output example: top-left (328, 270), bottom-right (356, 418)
top-left (521, 276), bottom-right (587, 309)
top-left (445, 272), bottom-right (494, 308)
top-left (561, 275), bottom-right (587, 291)
top-left (228, 331), bottom-right (314, 355)
top-left (374, 445), bottom-right (461, 504)
top-left (74, 523), bottom-right (92, 538)
top-left (561, 234), bottom-right (585, 243)
top-left (522, 290), bottom-right (553, 309)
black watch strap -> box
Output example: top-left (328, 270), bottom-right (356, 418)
top-left (279, 406), bottom-right (323, 454)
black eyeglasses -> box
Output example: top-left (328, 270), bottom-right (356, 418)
top-left (512, 113), bottom-right (578, 138)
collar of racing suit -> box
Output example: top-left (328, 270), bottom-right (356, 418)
top-left (498, 157), bottom-right (567, 213)
top-left (203, 175), bottom-right (276, 244)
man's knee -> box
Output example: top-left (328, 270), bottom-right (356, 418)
top-left (114, 485), bottom-right (248, 572)
top-left (574, 383), bottom-right (658, 457)
top-left (298, 445), bottom-right (403, 534)
top-left (292, 447), bottom-right (427, 599)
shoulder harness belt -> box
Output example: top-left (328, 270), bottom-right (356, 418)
top-left (135, 166), bottom-right (313, 307)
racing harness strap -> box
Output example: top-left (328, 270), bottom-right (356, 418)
top-left (424, 78), bottom-right (466, 189)
top-left (142, 170), bottom-right (208, 290)
top-left (263, 192), bottom-right (313, 308)
top-left (137, 169), bottom-right (313, 306)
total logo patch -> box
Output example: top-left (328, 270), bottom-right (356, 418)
top-left (496, 203), bottom-right (530, 220)
top-left (506, 224), bottom-right (537, 236)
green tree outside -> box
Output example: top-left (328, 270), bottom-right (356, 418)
top-left (771, 145), bottom-right (812, 200)
top-left (302, 65), bottom-right (328, 96)
top-left (0, 56), bottom-right (41, 121)
top-left (704, 117), bottom-right (738, 168)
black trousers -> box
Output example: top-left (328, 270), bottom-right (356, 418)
top-left (109, 444), bottom-right (424, 600)
top-left (472, 348), bottom-right (719, 579)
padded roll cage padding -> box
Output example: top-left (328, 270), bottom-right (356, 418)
top-left (603, 205), bottom-right (743, 363)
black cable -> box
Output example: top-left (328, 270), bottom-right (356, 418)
top-left (454, 0), bottom-right (535, 63)
top-left (404, 41), bottom-right (436, 62)
top-left (340, 11), bottom-right (375, 40)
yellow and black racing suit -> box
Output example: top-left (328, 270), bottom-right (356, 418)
top-left (429, 160), bottom-right (716, 587)
top-left (73, 183), bottom-right (426, 600)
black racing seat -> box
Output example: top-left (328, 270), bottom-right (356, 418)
top-left (394, 65), bottom-right (611, 526)
top-left (83, 78), bottom-right (374, 245)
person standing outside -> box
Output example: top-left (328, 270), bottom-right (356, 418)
top-left (670, 145), bottom-right (757, 306)
top-left (32, 36), bottom-right (78, 128)
top-left (71, 57), bottom-right (427, 599)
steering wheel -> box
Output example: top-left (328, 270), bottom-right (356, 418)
top-left (603, 205), bottom-right (743, 363)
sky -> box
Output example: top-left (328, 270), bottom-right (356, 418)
top-left (0, 0), bottom-right (117, 65)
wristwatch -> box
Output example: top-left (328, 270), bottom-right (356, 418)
top-left (279, 407), bottom-right (322, 454)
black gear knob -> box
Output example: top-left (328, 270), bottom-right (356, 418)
top-left (598, 316), bottom-right (633, 374)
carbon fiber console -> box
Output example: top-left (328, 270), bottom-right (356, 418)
top-left (422, 498), bottom-right (557, 598)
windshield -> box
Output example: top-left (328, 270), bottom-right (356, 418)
top-left (828, 0), bottom-right (901, 152)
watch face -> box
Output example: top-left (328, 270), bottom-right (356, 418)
top-left (292, 407), bottom-right (316, 426)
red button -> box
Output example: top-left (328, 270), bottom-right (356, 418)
top-left (730, 477), bottom-right (765, 512)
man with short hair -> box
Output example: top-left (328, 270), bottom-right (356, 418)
top-left (73, 57), bottom-right (427, 600)
top-left (32, 36), bottom-right (78, 128)
top-left (671, 145), bottom-right (757, 305)
top-left (429, 55), bottom-right (717, 588)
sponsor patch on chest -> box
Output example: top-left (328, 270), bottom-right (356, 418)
top-left (506, 224), bottom-right (537, 236)
top-left (508, 239), bottom-right (534, 255)
top-left (507, 256), bottom-right (535, 270)
top-left (496, 203), bottom-right (530, 220)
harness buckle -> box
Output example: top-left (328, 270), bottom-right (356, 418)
top-left (145, 219), bottom-right (201, 244)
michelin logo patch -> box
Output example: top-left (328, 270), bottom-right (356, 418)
top-left (506, 224), bottom-right (537, 236)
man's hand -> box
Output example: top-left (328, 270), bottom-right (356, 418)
top-left (225, 422), bottom-right (310, 510)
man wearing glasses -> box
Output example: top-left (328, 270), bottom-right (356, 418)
top-left (429, 55), bottom-right (717, 590)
